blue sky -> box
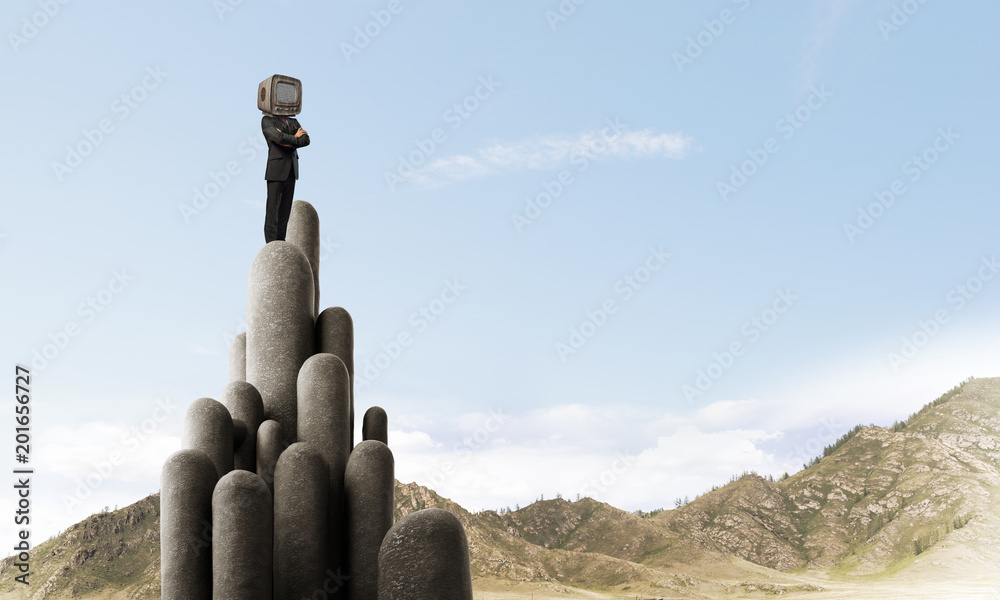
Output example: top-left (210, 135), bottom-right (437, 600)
top-left (2, 0), bottom-right (1000, 546)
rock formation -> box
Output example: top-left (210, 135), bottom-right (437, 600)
top-left (160, 201), bottom-right (472, 599)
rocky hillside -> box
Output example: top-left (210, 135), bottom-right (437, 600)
top-left (0, 497), bottom-right (161, 600)
top-left (2, 378), bottom-right (998, 599)
top-left (646, 376), bottom-right (1000, 575)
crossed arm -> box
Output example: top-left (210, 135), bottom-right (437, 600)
top-left (261, 117), bottom-right (310, 149)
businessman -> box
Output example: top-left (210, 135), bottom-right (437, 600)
top-left (261, 113), bottom-right (309, 243)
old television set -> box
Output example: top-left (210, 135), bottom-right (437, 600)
top-left (258, 74), bottom-right (302, 116)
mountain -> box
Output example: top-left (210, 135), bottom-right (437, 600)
top-left (646, 376), bottom-right (1000, 575)
top-left (2, 377), bottom-right (999, 599)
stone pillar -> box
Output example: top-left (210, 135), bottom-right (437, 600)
top-left (232, 419), bottom-right (248, 447)
top-left (246, 241), bottom-right (315, 448)
top-left (273, 443), bottom-right (329, 600)
top-left (316, 307), bottom-right (354, 447)
top-left (221, 381), bottom-right (265, 472)
top-left (212, 470), bottom-right (273, 600)
top-left (362, 406), bottom-right (388, 444)
top-left (229, 332), bottom-right (246, 383)
top-left (285, 200), bottom-right (321, 316)
top-left (298, 353), bottom-right (351, 576)
top-left (182, 397), bottom-right (233, 480)
top-left (345, 440), bottom-right (394, 600)
top-left (161, 449), bottom-right (217, 600)
top-left (256, 419), bottom-right (285, 494)
top-left (377, 509), bottom-right (473, 600)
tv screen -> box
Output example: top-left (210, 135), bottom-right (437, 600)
top-left (276, 81), bottom-right (297, 104)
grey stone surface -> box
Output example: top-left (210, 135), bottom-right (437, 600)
top-left (377, 508), bottom-right (473, 600)
top-left (160, 449), bottom-right (217, 600)
top-left (298, 353), bottom-right (351, 576)
top-left (229, 332), bottom-right (246, 383)
top-left (316, 307), bottom-right (354, 447)
top-left (232, 419), bottom-right (248, 447)
top-left (285, 200), bottom-right (321, 316)
top-left (273, 442), bottom-right (331, 600)
top-left (213, 470), bottom-right (273, 600)
top-left (221, 381), bottom-right (265, 472)
top-left (181, 397), bottom-right (234, 480)
top-left (256, 419), bottom-right (285, 494)
top-left (345, 440), bottom-right (394, 600)
top-left (362, 406), bottom-right (388, 444)
top-left (246, 241), bottom-right (315, 448)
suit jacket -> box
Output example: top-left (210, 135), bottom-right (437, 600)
top-left (262, 114), bottom-right (310, 181)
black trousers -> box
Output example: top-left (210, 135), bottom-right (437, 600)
top-left (264, 171), bottom-right (296, 243)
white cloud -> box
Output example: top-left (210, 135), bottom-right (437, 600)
top-left (36, 424), bottom-right (180, 484)
top-left (188, 343), bottom-right (221, 356)
top-left (407, 126), bottom-right (694, 189)
top-left (1, 419), bottom-right (181, 555)
top-left (388, 429), bottom-right (440, 452)
top-left (389, 402), bottom-right (795, 513)
top-left (695, 398), bottom-right (766, 429)
top-left (800, 0), bottom-right (857, 91)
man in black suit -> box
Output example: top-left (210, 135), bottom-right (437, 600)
top-left (261, 113), bottom-right (309, 242)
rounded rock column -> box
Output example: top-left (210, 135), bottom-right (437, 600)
top-left (229, 332), bottom-right (246, 383)
top-left (362, 406), bottom-right (388, 444)
top-left (182, 397), bottom-right (234, 480)
top-left (285, 200), bottom-right (321, 316)
top-left (232, 419), bottom-right (248, 447)
top-left (345, 440), bottom-right (394, 600)
top-left (213, 470), bottom-right (273, 600)
top-left (316, 307), bottom-right (354, 446)
top-left (247, 241), bottom-right (315, 448)
top-left (256, 419), bottom-right (285, 494)
top-left (274, 443), bottom-right (329, 600)
top-left (221, 381), bottom-right (265, 472)
top-left (161, 449), bottom-right (217, 600)
top-left (377, 508), bottom-right (473, 600)
top-left (298, 353), bottom-right (352, 575)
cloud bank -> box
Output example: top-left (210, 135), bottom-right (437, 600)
top-left (407, 124), bottom-right (694, 189)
